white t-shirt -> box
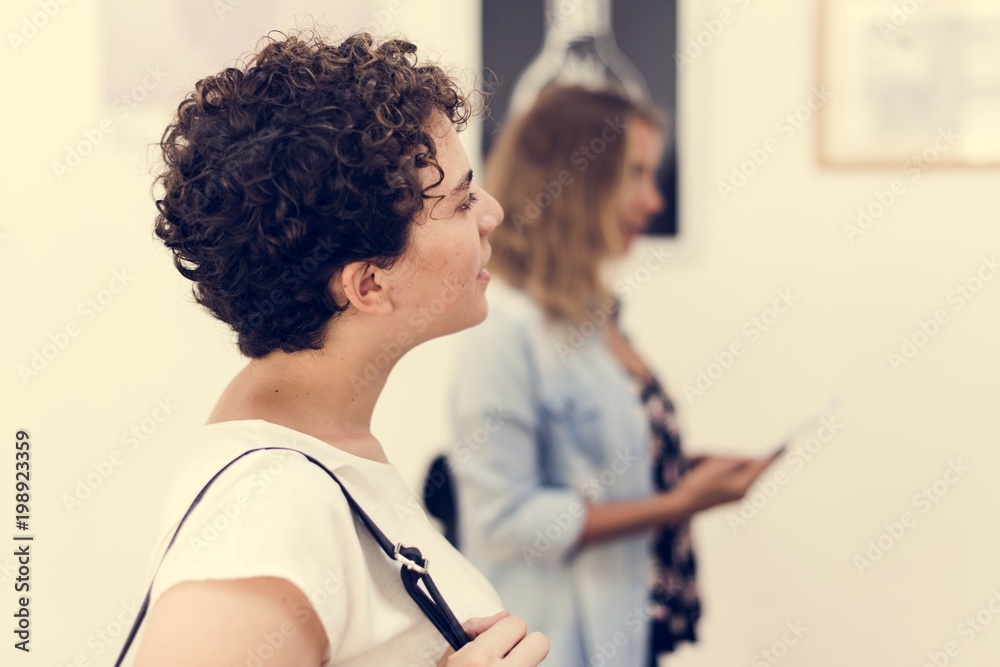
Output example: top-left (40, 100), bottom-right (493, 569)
top-left (126, 419), bottom-right (503, 666)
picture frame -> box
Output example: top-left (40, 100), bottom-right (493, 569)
top-left (818, 0), bottom-right (1000, 167)
top-left (482, 0), bottom-right (680, 235)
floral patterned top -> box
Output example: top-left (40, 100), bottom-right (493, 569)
top-left (634, 372), bottom-right (701, 658)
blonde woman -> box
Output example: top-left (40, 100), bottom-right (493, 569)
top-left (448, 86), bottom-right (778, 666)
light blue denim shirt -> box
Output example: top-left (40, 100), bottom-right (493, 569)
top-left (448, 279), bottom-right (655, 666)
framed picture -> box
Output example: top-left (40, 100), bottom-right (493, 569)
top-left (482, 0), bottom-right (680, 235)
top-left (818, 0), bottom-right (1000, 167)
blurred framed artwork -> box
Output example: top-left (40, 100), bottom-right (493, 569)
top-left (482, 0), bottom-right (680, 236)
top-left (818, 0), bottom-right (1000, 167)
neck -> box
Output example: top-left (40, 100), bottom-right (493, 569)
top-left (209, 315), bottom-right (411, 462)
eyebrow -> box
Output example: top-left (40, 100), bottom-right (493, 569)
top-left (447, 169), bottom-right (473, 199)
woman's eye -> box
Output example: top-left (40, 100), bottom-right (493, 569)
top-left (458, 192), bottom-right (478, 212)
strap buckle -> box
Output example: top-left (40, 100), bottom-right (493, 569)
top-left (393, 543), bottom-right (429, 575)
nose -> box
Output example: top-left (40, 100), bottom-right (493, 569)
top-left (479, 187), bottom-right (504, 235)
top-left (645, 180), bottom-right (665, 217)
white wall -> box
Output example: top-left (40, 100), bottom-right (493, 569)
top-left (2, 1), bottom-right (997, 666)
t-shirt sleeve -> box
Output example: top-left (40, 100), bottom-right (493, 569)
top-left (149, 449), bottom-right (361, 657)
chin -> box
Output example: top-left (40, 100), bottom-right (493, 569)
top-left (466, 300), bottom-right (490, 328)
top-left (460, 298), bottom-right (490, 332)
top-left (431, 302), bottom-right (489, 341)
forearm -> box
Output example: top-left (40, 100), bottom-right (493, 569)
top-left (576, 489), bottom-right (696, 548)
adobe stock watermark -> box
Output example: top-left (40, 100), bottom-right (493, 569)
top-left (887, 255), bottom-right (999, 372)
top-left (0, 555), bottom-right (17, 587)
top-left (349, 277), bottom-right (468, 391)
top-left (520, 447), bottom-right (638, 566)
top-left (545, 0), bottom-right (585, 22)
top-left (358, 0), bottom-right (404, 35)
top-left (673, 0), bottom-right (755, 71)
top-left (212, 0), bottom-right (248, 19)
top-left (235, 569), bottom-right (348, 667)
top-left (916, 588), bottom-right (1000, 667)
top-left (853, 459), bottom-right (970, 575)
top-left (421, 408), bottom-right (513, 527)
top-left (420, 408), bottom-right (512, 534)
top-left (8, 0), bottom-right (74, 53)
top-left (575, 599), bottom-right (660, 667)
top-left (510, 115), bottom-right (627, 233)
top-left (556, 246), bottom-right (673, 361)
top-left (414, 598), bottom-right (521, 665)
top-left (750, 620), bottom-right (808, 667)
top-left (235, 233), bottom-right (459, 375)
top-left (514, 496), bottom-right (586, 567)
top-left (726, 414), bottom-right (844, 533)
top-left (420, 409), bottom-right (515, 520)
top-left (874, 0), bottom-right (929, 41)
top-left (185, 448), bottom-right (305, 554)
top-left (366, 407), bottom-right (511, 521)
top-left (682, 288), bottom-right (798, 404)
top-left (245, 236), bottom-right (338, 332)
top-left (843, 126), bottom-right (958, 243)
top-left (51, 66), bottom-right (168, 181)
top-left (717, 85), bottom-right (832, 201)
top-left (55, 599), bottom-right (141, 667)
top-left (61, 398), bottom-right (179, 512)
top-left (451, 407), bottom-right (512, 464)
top-left (17, 268), bottom-right (135, 385)
top-left (237, 619), bottom-right (302, 667)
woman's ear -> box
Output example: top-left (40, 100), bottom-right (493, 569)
top-left (335, 261), bottom-right (394, 315)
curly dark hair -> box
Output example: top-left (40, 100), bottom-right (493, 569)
top-left (154, 31), bottom-right (476, 358)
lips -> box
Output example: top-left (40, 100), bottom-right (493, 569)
top-left (478, 245), bottom-right (491, 275)
top-left (627, 222), bottom-right (646, 237)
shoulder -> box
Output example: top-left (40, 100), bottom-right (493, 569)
top-left (165, 444), bottom-right (352, 526)
top-left (135, 444), bottom-right (368, 664)
top-left (152, 446), bottom-right (361, 600)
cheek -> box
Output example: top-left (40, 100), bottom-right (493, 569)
top-left (419, 229), bottom-right (480, 295)
top-left (444, 225), bottom-right (482, 273)
top-left (619, 188), bottom-right (642, 216)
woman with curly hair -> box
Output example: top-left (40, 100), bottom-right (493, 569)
top-left (119, 32), bottom-right (548, 667)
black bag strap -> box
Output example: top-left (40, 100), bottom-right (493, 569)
top-left (114, 446), bottom-right (471, 666)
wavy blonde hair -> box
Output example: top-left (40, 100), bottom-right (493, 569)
top-left (485, 85), bottom-right (664, 324)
